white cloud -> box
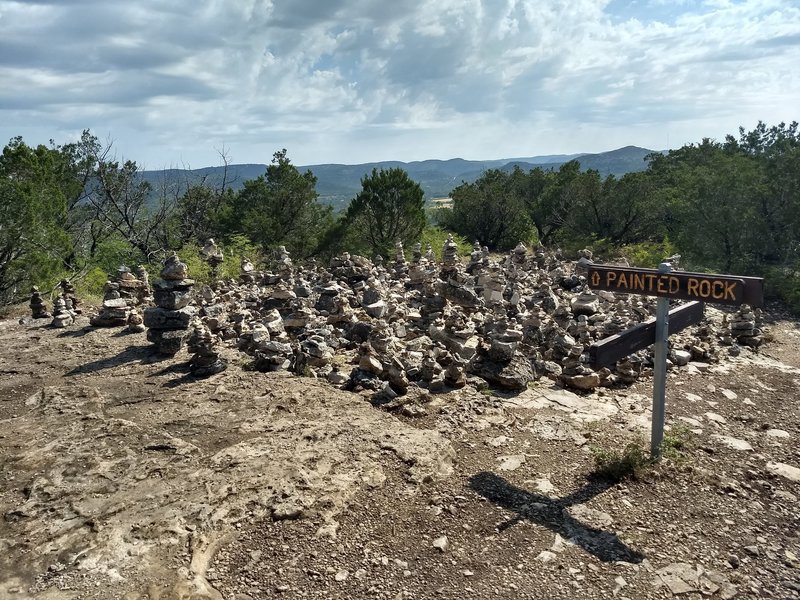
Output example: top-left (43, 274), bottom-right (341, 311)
top-left (0, 0), bottom-right (797, 165)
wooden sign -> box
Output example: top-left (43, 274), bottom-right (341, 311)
top-left (589, 301), bottom-right (704, 368)
top-left (586, 261), bottom-right (763, 460)
top-left (587, 265), bottom-right (764, 306)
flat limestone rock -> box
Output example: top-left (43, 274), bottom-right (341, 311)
top-left (505, 385), bottom-right (618, 423)
top-left (0, 380), bottom-right (455, 595)
top-left (712, 435), bottom-right (753, 451)
top-left (143, 306), bottom-right (197, 329)
top-left (766, 461), bottom-right (800, 482)
top-left (497, 454), bottom-right (526, 471)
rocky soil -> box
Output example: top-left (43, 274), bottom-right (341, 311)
top-left (0, 311), bottom-right (798, 599)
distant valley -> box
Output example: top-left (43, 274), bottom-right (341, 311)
top-left (141, 145), bottom-right (659, 211)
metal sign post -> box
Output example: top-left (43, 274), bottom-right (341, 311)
top-left (651, 262), bottom-right (671, 458)
top-left (586, 261), bottom-right (764, 461)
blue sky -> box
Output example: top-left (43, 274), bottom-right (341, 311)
top-left (0, 0), bottom-right (798, 167)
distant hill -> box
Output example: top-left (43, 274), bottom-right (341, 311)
top-left (140, 146), bottom-right (659, 211)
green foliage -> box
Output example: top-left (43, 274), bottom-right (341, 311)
top-left (175, 184), bottom-right (233, 245)
top-left (176, 244), bottom-right (212, 283)
top-left (176, 234), bottom-right (263, 285)
top-left (763, 265), bottom-right (800, 312)
top-left (0, 138), bottom-right (74, 302)
top-left (77, 266), bottom-right (111, 302)
top-left (441, 168), bottom-right (537, 250)
top-left (590, 442), bottom-right (652, 482)
top-left (661, 424), bottom-right (691, 462)
top-left (590, 426), bottom-right (691, 482)
top-left (215, 149), bottom-right (333, 258)
top-left (620, 239), bottom-right (678, 268)
top-left (419, 226), bottom-right (471, 261)
top-left (342, 167), bottom-right (426, 258)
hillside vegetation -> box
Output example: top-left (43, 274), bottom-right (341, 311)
top-left (0, 122), bottom-right (798, 310)
top-left (139, 146), bottom-right (655, 211)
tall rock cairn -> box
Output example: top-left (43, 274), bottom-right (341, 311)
top-left (144, 253), bottom-right (196, 355)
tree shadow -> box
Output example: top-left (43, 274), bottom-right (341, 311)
top-left (468, 471), bottom-right (644, 563)
top-left (66, 345), bottom-right (162, 375)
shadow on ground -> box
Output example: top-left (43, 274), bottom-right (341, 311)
top-left (66, 345), bottom-right (161, 375)
top-left (469, 471), bottom-right (644, 563)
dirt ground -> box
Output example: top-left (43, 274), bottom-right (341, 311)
top-left (0, 307), bottom-right (798, 599)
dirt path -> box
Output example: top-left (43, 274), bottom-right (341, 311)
top-left (0, 315), bottom-right (798, 599)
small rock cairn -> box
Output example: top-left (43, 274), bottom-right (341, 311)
top-left (728, 304), bottom-right (763, 348)
top-left (144, 253), bottom-right (196, 355)
top-left (90, 280), bottom-right (130, 327)
top-left (51, 296), bottom-right (75, 328)
top-left (187, 320), bottom-right (226, 376)
top-left (59, 279), bottom-right (81, 314)
top-left (200, 238), bottom-right (224, 280)
top-left (29, 286), bottom-right (51, 319)
top-left (91, 266), bottom-right (148, 327)
top-left (240, 257), bottom-right (257, 284)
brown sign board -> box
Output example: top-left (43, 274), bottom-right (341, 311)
top-left (589, 301), bottom-right (705, 368)
top-left (587, 265), bottom-right (764, 306)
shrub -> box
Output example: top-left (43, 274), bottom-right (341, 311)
top-left (590, 443), bottom-right (652, 482)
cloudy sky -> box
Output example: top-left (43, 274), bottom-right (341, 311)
top-left (1, 0), bottom-right (798, 168)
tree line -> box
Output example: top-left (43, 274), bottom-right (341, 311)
top-left (439, 121), bottom-right (800, 307)
top-left (1, 122), bottom-right (798, 310)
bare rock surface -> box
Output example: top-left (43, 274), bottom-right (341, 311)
top-left (0, 293), bottom-right (798, 599)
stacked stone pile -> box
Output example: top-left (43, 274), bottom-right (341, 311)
top-left (144, 253), bottom-right (196, 355)
top-left (727, 304), bottom-right (763, 348)
top-left (48, 238), bottom-right (766, 395)
top-left (127, 308), bottom-right (146, 333)
top-left (90, 266), bottom-right (148, 327)
top-left (90, 281), bottom-right (130, 327)
top-left (187, 320), bottom-right (226, 376)
top-left (200, 238), bottom-right (224, 279)
top-left (29, 286), bottom-right (50, 319)
top-left (51, 296), bottom-right (76, 328)
top-left (59, 279), bottom-right (81, 314)
top-left (135, 265), bottom-right (151, 299)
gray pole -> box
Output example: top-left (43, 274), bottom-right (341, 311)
top-left (651, 261), bottom-right (672, 459)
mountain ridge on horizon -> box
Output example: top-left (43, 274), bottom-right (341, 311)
top-left (141, 145), bottom-right (659, 210)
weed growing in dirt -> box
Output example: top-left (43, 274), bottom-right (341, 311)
top-left (589, 426), bottom-right (693, 482)
top-left (661, 424), bottom-right (691, 461)
top-left (590, 443), bottom-right (652, 482)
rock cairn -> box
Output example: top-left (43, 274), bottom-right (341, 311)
top-left (728, 304), bottom-right (763, 348)
top-left (59, 279), bottom-right (81, 314)
top-left (127, 308), bottom-right (146, 333)
top-left (187, 320), bottom-right (226, 376)
top-left (144, 253), bottom-right (196, 355)
top-left (91, 266), bottom-right (148, 327)
top-left (65, 241), bottom-right (763, 398)
top-left (51, 296), bottom-right (75, 328)
top-left (240, 257), bottom-right (257, 284)
top-left (29, 286), bottom-right (50, 319)
top-left (90, 281), bottom-right (130, 327)
top-left (200, 239), bottom-right (224, 279)
top-left (135, 265), bottom-right (151, 298)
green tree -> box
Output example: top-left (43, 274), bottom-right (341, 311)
top-left (441, 167), bottom-right (535, 250)
top-left (723, 121), bottom-right (800, 265)
top-left (569, 171), bottom-right (660, 245)
top-left (215, 149), bottom-right (332, 258)
top-left (342, 167), bottom-right (426, 257)
top-left (526, 161), bottom-right (596, 245)
top-left (0, 138), bottom-right (73, 302)
top-left (648, 139), bottom-right (766, 271)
